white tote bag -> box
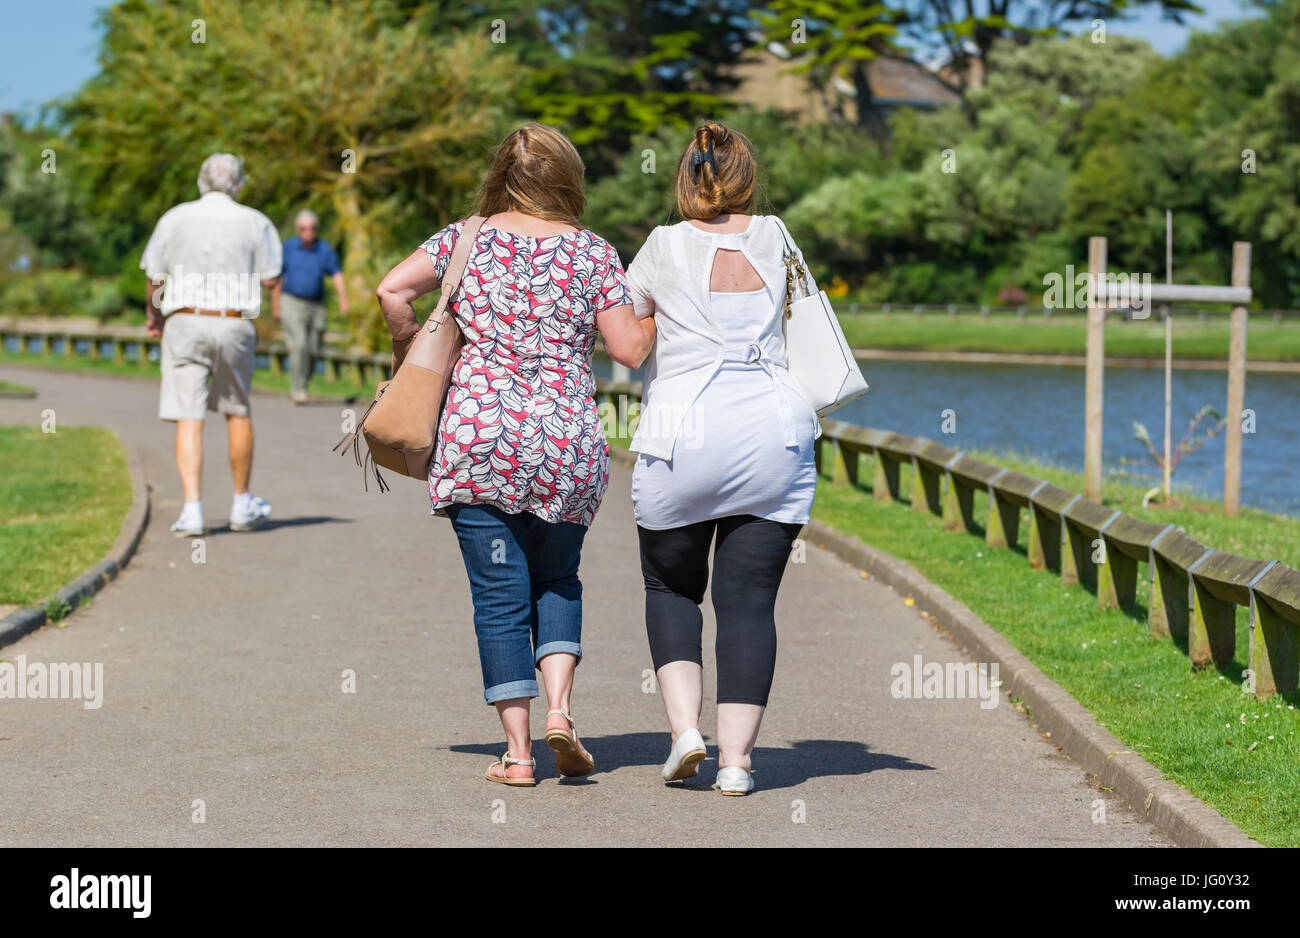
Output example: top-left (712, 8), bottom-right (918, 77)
top-left (777, 223), bottom-right (869, 416)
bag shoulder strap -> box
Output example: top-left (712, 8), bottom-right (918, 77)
top-left (771, 214), bottom-right (794, 250)
top-left (427, 215), bottom-right (485, 332)
top-left (770, 215), bottom-right (814, 306)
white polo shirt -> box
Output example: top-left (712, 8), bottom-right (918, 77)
top-left (140, 191), bottom-right (282, 317)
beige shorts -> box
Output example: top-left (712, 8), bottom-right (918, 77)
top-left (158, 314), bottom-right (257, 421)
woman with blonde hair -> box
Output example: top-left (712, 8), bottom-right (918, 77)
top-left (625, 121), bottom-right (818, 796)
top-left (377, 124), bottom-right (655, 786)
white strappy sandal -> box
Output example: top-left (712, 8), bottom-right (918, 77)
top-left (544, 709), bottom-right (596, 777)
top-left (485, 752), bottom-right (537, 787)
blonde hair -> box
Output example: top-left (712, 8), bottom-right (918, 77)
top-left (474, 124), bottom-right (586, 226)
top-left (674, 121), bottom-right (757, 220)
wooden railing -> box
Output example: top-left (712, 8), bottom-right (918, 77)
top-left (0, 318), bottom-right (393, 386)
top-left (817, 418), bottom-right (1300, 699)
top-left (829, 303), bottom-right (1298, 324)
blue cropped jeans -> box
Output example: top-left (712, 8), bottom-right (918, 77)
top-left (446, 504), bottom-right (588, 705)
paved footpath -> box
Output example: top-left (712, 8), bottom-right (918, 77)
top-left (0, 365), bottom-right (1169, 846)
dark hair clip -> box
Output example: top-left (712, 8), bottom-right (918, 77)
top-left (691, 142), bottom-right (717, 180)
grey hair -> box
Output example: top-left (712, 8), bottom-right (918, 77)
top-left (197, 154), bottom-right (246, 197)
top-left (295, 209), bottom-right (318, 226)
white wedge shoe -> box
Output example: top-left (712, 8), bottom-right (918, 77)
top-left (661, 727), bottom-right (707, 782)
top-left (714, 765), bottom-right (755, 796)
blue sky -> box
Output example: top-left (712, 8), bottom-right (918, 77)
top-left (0, 0), bottom-right (108, 118)
top-left (0, 0), bottom-right (1266, 118)
top-left (1079, 0), bottom-right (1263, 53)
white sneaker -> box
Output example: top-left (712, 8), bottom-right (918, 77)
top-left (230, 495), bottom-right (272, 532)
top-left (714, 765), bottom-right (755, 796)
top-left (170, 507), bottom-right (205, 538)
top-left (661, 727), bottom-right (707, 782)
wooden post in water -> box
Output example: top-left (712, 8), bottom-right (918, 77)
top-left (1163, 210), bottom-right (1173, 500)
top-left (1224, 242), bottom-right (1251, 517)
top-left (1085, 237), bottom-right (1106, 503)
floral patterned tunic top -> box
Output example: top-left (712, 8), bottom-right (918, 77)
top-left (420, 220), bottom-right (631, 526)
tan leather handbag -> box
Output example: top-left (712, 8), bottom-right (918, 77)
top-left (334, 216), bottom-right (485, 491)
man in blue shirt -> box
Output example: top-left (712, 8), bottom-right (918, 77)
top-left (271, 210), bottom-right (349, 403)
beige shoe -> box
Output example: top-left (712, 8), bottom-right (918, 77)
top-left (485, 753), bottom-right (537, 787)
top-left (545, 709), bottom-right (595, 777)
top-left (661, 727), bottom-right (707, 782)
top-left (714, 765), bottom-right (755, 796)
top-left (291, 391), bottom-right (309, 405)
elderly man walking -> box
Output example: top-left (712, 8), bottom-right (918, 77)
top-left (141, 154), bottom-right (282, 537)
top-left (271, 210), bottom-right (348, 404)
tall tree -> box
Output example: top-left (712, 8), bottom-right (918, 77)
top-left (0, 117), bottom-right (94, 270)
top-left (518, 1), bottom-right (763, 168)
top-left (756, 0), bottom-right (902, 137)
top-left (1184, 0), bottom-right (1300, 305)
top-left (393, 0), bottom-right (764, 170)
top-left (63, 0), bottom-right (517, 349)
top-left (899, 0), bottom-right (1200, 98)
top-left (783, 32), bottom-right (1163, 299)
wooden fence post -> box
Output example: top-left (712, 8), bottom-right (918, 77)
top-left (1251, 590), bottom-right (1299, 697)
top-left (1190, 579), bottom-right (1237, 669)
top-left (1224, 242), bottom-right (1250, 517)
top-left (873, 451), bottom-right (898, 503)
top-left (1149, 555), bottom-right (1188, 640)
top-left (985, 487), bottom-right (1019, 550)
top-left (1084, 237), bottom-right (1106, 503)
top-left (1097, 542), bottom-right (1138, 611)
top-left (831, 441), bottom-right (858, 487)
top-left (1027, 506), bottom-right (1054, 571)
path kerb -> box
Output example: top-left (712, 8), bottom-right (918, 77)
top-left (803, 517), bottom-right (1261, 849)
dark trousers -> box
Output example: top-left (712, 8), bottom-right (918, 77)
top-left (637, 515), bottom-right (802, 706)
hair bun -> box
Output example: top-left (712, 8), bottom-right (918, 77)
top-left (675, 121), bottom-right (756, 220)
top-left (697, 121), bottom-right (730, 150)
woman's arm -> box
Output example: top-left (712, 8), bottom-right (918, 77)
top-left (330, 271), bottom-right (350, 316)
top-left (376, 248), bottom-right (441, 343)
top-left (597, 302), bottom-right (656, 369)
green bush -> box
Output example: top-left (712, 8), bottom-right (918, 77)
top-left (39, 270), bottom-right (95, 315)
top-left (0, 274), bottom-right (41, 315)
top-left (0, 269), bottom-right (125, 318)
top-left (86, 279), bottom-right (126, 320)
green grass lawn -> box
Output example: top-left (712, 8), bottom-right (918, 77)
top-left (0, 350), bottom-right (377, 402)
top-left (0, 425), bottom-right (133, 608)
top-left (0, 378), bottom-right (36, 396)
top-left (809, 450), bottom-right (1300, 846)
top-left (836, 312), bottom-right (1300, 362)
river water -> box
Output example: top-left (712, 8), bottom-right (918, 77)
top-left (597, 356), bottom-right (1300, 518)
top-left (835, 359), bottom-right (1300, 518)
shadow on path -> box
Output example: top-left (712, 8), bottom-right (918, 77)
top-left (451, 733), bottom-right (934, 789)
top-left (200, 515), bottom-right (354, 535)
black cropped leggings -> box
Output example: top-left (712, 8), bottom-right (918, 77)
top-left (638, 515), bottom-right (803, 707)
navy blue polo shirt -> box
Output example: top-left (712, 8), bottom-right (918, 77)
top-left (280, 236), bottom-right (341, 301)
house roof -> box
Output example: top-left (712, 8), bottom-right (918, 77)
top-left (726, 47), bottom-right (960, 122)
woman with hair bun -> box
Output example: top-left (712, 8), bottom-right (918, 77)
top-left (624, 121), bottom-right (819, 796)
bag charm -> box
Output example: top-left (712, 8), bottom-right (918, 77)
top-left (782, 245), bottom-right (809, 319)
